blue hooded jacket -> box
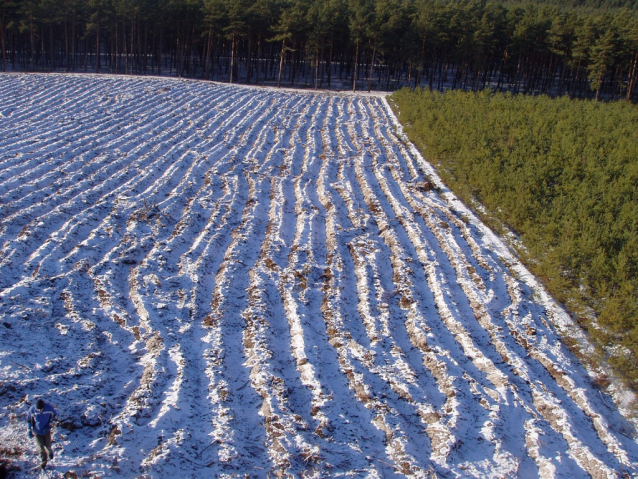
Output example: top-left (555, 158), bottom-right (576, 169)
top-left (27, 402), bottom-right (57, 435)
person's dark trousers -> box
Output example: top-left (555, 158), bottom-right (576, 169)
top-left (35, 431), bottom-right (53, 467)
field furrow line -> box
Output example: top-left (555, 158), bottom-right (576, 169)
top-left (346, 98), bottom-right (544, 475)
top-left (283, 93), bottom-right (384, 472)
top-left (374, 127), bottom-right (571, 475)
top-left (0, 78), bottom-right (228, 196)
top-left (102, 160), bottom-right (235, 471)
top-left (2, 76), bottom-right (637, 478)
top-left (501, 271), bottom-right (631, 476)
top-left (55, 274), bottom-right (140, 468)
top-left (337, 124), bottom-right (458, 471)
top-left (353, 120), bottom-right (510, 391)
top-left (368, 109), bottom-right (572, 476)
top-left (283, 96), bottom-right (388, 475)
top-left (198, 94), bottom-right (305, 473)
top-left (230, 95), bottom-right (320, 476)
top-left (0, 154), bottom-right (167, 287)
top-left (330, 100), bottom-right (468, 472)
top-left (182, 95), bottom-right (305, 471)
top-left (76, 146), bottom-right (238, 472)
top-left (238, 95), bottom-right (345, 476)
top-left (0, 76), bottom-right (95, 125)
top-left (415, 183), bottom-right (627, 474)
top-left (203, 171), bottom-right (272, 471)
top-left (367, 99), bottom-right (558, 466)
top-left (0, 87), bottom-right (237, 287)
top-left (277, 119), bottom-right (328, 447)
top-left (283, 94), bottom-right (334, 432)
top-left (316, 97), bottom-right (439, 476)
top-left (276, 96), bottom-right (383, 474)
top-left (0, 79), bottom-right (169, 162)
top-left (105, 90), bottom-right (290, 472)
top-left (372, 101), bottom-right (578, 474)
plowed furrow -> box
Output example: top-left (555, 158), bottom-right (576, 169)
top-left (365, 99), bottom-right (548, 466)
top-left (1, 76), bottom-right (637, 479)
top-left (201, 94), bottom-right (301, 472)
top-left (239, 95), bottom-right (337, 476)
top-left (275, 96), bottom-right (380, 474)
top-left (342, 98), bottom-right (532, 476)
top-left (0, 89), bottom-right (253, 289)
top-left (112, 91), bottom-right (291, 472)
top-left (330, 101), bottom-right (468, 471)
top-left (316, 98), bottom-right (437, 476)
top-left (204, 171), bottom-right (272, 469)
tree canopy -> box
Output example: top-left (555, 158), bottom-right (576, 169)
top-left (392, 87), bottom-right (638, 387)
top-left (0, 0), bottom-right (636, 99)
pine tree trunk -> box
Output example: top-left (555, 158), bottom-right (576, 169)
top-left (72, 12), bottom-right (76, 70)
top-left (367, 46), bottom-right (376, 92)
top-left (246, 34), bottom-right (252, 83)
top-left (143, 21), bottom-right (148, 74)
top-left (277, 38), bottom-right (285, 88)
top-left (0, 13), bottom-right (6, 72)
top-left (353, 41), bottom-right (359, 92)
top-left (627, 50), bottom-right (638, 102)
top-left (327, 36), bottom-right (333, 87)
top-left (158, 27), bottom-right (162, 76)
top-left (64, 15), bottom-right (68, 71)
top-left (204, 27), bottom-right (212, 78)
top-left (30, 17), bottom-right (35, 68)
top-left (48, 26), bottom-right (54, 70)
top-left (96, 18), bottom-right (100, 73)
top-left (255, 31), bottom-right (261, 84)
top-left (124, 22), bottom-right (128, 73)
top-left (315, 48), bottom-right (319, 90)
top-left (230, 33), bottom-right (236, 83)
top-left (130, 16), bottom-right (134, 75)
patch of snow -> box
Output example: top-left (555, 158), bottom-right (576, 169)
top-left (0, 73), bottom-right (636, 478)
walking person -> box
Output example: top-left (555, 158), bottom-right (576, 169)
top-left (27, 398), bottom-right (57, 470)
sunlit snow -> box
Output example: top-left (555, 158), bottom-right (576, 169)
top-left (0, 74), bottom-right (636, 478)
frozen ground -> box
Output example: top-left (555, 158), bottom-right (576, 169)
top-left (0, 73), bottom-right (637, 478)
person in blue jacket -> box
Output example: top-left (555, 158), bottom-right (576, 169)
top-left (26, 399), bottom-right (57, 470)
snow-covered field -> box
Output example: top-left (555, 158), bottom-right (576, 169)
top-left (0, 74), bottom-right (636, 478)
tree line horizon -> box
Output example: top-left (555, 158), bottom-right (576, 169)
top-left (0, 0), bottom-right (637, 98)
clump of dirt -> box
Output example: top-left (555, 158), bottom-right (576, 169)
top-left (0, 445), bottom-right (24, 479)
top-left (145, 332), bottom-right (163, 355)
top-left (113, 313), bottom-right (126, 327)
top-left (320, 267), bottom-right (332, 281)
top-left (203, 313), bottom-right (220, 327)
top-left (59, 420), bottom-right (77, 432)
top-left (399, 294), bottom-right (412, 310)
top-left (107, 425), bottom-right (121, 446)
top-left (294, 270), bottom-right (308, 291)
top-left (264, 258), bottom-right (277, 271)
top-left (0, 446), bottom-right (24, 458)
top-left (415, 181), bottom-right (434, 193)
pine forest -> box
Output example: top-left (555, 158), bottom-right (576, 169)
top-left (0, 0), bottom-right (636, 99)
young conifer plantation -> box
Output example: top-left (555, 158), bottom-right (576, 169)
top-left (0, 0), bottom-right (636, 100)
top-left (391, 87), bottom-right (638, 389)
